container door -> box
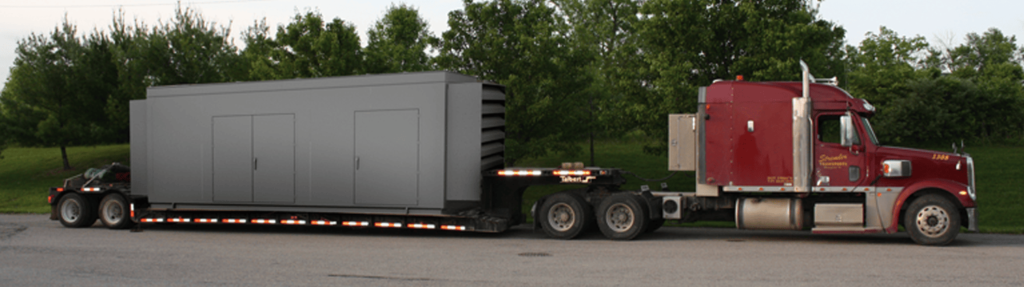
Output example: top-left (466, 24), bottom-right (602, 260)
top-left (253, 114), bottom-right (295, 203)
top-left (354, 109), bottom-right (419, 206)
top-left (213, 116), bottom-right (253, 202)
top-left (814, 113), bottom-right (868, 189)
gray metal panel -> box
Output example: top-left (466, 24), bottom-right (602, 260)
top-left (148, 71), bottom-right (478, 98)
top-left (354, 109), bottom-right (419, 206)
top-left (143, 71), bottom-right (475, 212)
top-left (213, 116), bottom-right (253, 202)
top-left (446, 83), bottom-right (484, 202)
top-left (668, 114), bottom-right (696, 171)
top-left (129, 100), bottom-right (148, 197)
top-left (253, 114), bottom-right (295, 203)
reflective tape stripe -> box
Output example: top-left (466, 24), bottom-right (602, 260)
top-left (251, 219), bottom-right (276, 224)
top-left (441, 225), bottom-right (467, 231)
top-left (280, 219), bottom-right (306, 225)
top-left (407, 223), bottom-right (436, 229)
top-left (374, 222), bottom-right (402, 228)
top-left (342, 221), bottom-right (369, 227)
top-left (167, 218), bottom-right (191, 223)
top-left (221, 219), bottom-right (247, 224)
top-left (194, 218), bottom-right (218, 223)
top-left (140, 218), bottom-right (164, 223)
top-left (310, 220), bottom-right (337, 226)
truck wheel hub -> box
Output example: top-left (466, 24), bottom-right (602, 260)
top-left (915, 205), bottom-right (949, 237)
top-left (548, 203), bottom-right (576, 232)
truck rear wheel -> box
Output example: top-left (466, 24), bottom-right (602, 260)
top-left (538, 193), bottom-right (591, 239)
top-left (58, 193), bottom-right (97, 228)
top-left (597, 193), bottom-right (649, 240)
top-left (904, 194), bottom-right (960, 246)
top-left (99, 193), bottom-right (135, 229)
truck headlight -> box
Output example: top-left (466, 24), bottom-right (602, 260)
top-left (882, 160), bottom-right (912, 177)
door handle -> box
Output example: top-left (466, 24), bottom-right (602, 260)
top-left (356, 157), bottom-right (360, 170)
top-left (254, 158), bottom-right (258, 170)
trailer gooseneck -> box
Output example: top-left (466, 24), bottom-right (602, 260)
top-left (49, 63), bottom-right (977, 245)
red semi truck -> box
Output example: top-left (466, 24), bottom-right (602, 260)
top-left (49, 62), bottom-right (976, 245)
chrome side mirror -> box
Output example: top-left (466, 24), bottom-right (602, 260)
top-left (840, 114), bottom-right (856, 147)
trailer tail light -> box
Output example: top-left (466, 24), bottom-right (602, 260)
top-left (140, 218), bottom-right (164, 223)
top-left (374, 222), bottom-right (402, 228)
top-left (342, 221), bottom-right (369, 227)
top-left (166, 218), bottom-right (191, 223)
top-left (194, 218), bottom-right (218, 223)
top-left (497, 169), bottom-right (541, 176)
top-left (56, 188), bottom-right (64, 192)
top-left (222, 218), bottom-right (247, 224)
top-left (251, 219), bottom-right (276, 224)
top-left (280, 219), bottom-right (306, 225)
top-left (48, 195), bottom-right (53, 204)
top-left (407, 223), bottom-right (436, 229)
top-left (130, 204), bottom-right (135, 218)
top-left (311, 220), bottom-right (337, 226)
top-left (553, 170), bottom-right (591, 176)
top-left (441, 225), bottom-right (467, 231)
top-left (82, 187), bottom-right (101, 192)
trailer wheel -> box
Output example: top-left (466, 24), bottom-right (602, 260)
top-left (99, 194), bottom-right (135, 229)
top-left (58, 193), bottom-right (97, 228)
top-left (539, 193), bottom-right (591, 239)
top-left (905, 194), bottom-right (960, 246)
top-left (597, 193), bottom-right (649, 240)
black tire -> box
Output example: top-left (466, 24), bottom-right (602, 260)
top-left (646, 219), bottom-right (665, 233)
top-left (904, 194), bottom-right (960, 246)
top-left (99, 193), bottom-right (135, 229)
top-left (538, 193), bottom-right (592, 239)
top-left (597, 193), bottom-right (649, 240)
top-left (57, 193), bottom-right (97, 228)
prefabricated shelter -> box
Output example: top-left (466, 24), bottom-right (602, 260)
top-left (130, 72), bottom-right (506, 215)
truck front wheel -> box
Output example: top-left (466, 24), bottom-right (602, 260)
top-left (99, 193), bottom-right (135, 229)
top-left (58, 193), bottom-right (97, 228)
top-left (539, 193), bottom-right (592, 239)
top-left (597, 193), bottom-right (649, 240)
top-left (904, 194), bottom-right (960, 245)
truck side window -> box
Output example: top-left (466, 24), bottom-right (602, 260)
top-left (817, 115), bottom-right (859, 145)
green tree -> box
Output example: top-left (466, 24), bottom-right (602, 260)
top-left (624, 0), bottom-right (846, 153)
top-left (552, 0), bottom-right (642, 165)
top-left (364, 4), bottom-right (437, 74)
top-left (146, 4), bottom-right (244, 85)
top-left (0, 20), bottom-right (113, 169)
top-left (105, 11), bottom-right (153, 141)
top-left (246, 11), bottom-right (362, 80)
top-left (844, 27), bottom-right (931, 122)
top-left (436, 0), bottom-right (595, 166)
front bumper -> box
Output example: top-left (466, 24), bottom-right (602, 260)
top-left (966, 207), bottom-right (978, 232)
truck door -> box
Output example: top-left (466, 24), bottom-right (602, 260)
top-left (814, 112), bottom-right (868, 189)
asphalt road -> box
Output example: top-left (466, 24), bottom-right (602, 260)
top-left (1, 214), bottom-right (1022, 286)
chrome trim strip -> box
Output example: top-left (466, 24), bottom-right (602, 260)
top-left (967, 207), bottom-right (978, 232)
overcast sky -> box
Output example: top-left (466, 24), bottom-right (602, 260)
top-left (2, 0), bottom-right (1023, 91)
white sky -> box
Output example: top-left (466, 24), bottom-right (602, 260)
top-left (1, 0), bottom-right (1023, 91)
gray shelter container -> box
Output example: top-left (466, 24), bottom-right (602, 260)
top-left (129, 72), bottom-right (506, 215)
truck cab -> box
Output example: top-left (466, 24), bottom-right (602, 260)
top-left (666, 63), bottom-right (977, 245)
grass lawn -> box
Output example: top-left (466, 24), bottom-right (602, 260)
top-left (0, 144), bottom-right (130, 213)
top-left (0, 142), bottom-right (1019, 234)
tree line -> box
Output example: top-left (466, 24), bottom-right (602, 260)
top-left (1, 0), bottom-right (1022, 170)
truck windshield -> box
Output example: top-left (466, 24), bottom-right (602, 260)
top-left (861, 117), bottom-right (880, 145)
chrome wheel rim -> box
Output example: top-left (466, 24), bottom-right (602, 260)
top-left (61, 199), bottom-right (81, 222)
top-left (605, 203), bottom-right (634, 232)
top-left (915, 205), bottom-right (950, 238)
top-left (102, 200), bottom-right (124, 224)
top-left (547, 203), bottom-right (576, 232)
